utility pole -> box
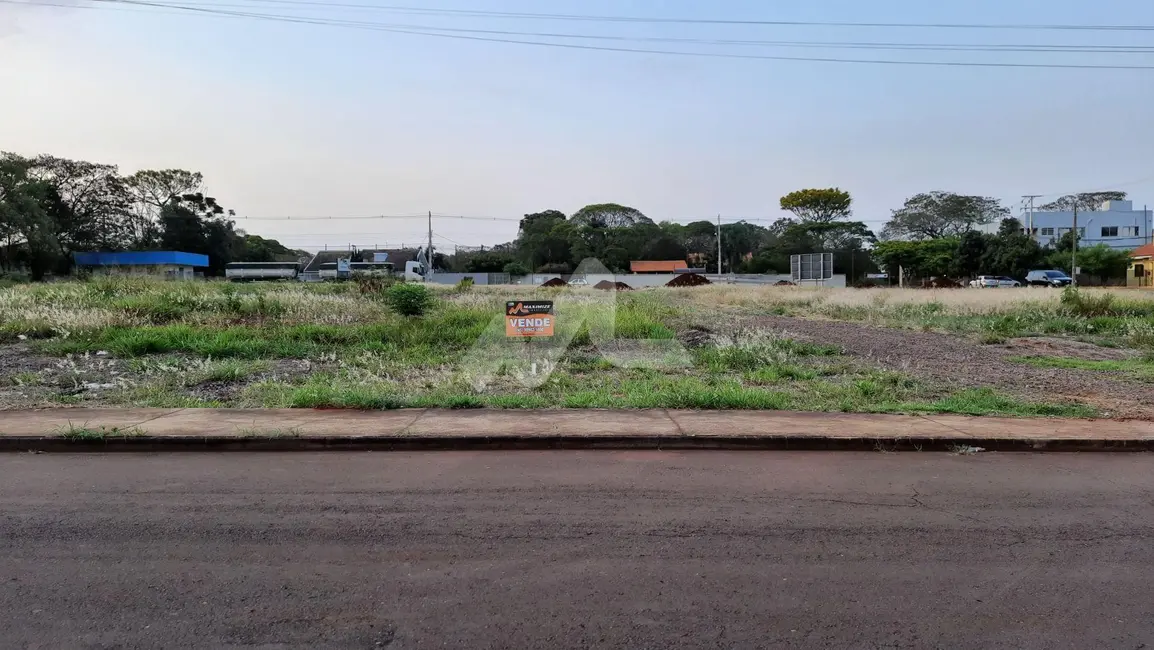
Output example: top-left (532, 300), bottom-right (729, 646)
top-left (1022, 194), bottom-right (1041, 239)
top-left (1071, 204), bottom-right (1078, 287)
top-left (716, 214), bottom-right (722, 276)
top-left (427, 210), bottom-right (434, 276)
top-left (1140, 204), bottom-right (1149, 245)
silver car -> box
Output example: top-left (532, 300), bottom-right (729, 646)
top-left (969, 275), bottom-right (1021, 288)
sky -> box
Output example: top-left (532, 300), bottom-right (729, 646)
top-left (1, 0), bottom-right (1153, 252)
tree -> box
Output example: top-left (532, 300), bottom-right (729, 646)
top-left (0, 153), bottom-right (65, 279)
top-left (717, 221), bottom-right (772, 272)
top-left (1059, 244), bottom-right (1129, 281)
top-left (1040, 191), bottom-right (1127, 212)
top-left (464, 251), bottom-right (515, 273)
top-left (872, 239), bottom-right (958, 280)
top-left (27, 155), bottom-right (131, 253)
top-left (123, 169), bottom-right (203, 248)
top-left (569, 203), bottom-right (652, 228)
top-left (516, 210), bottom-right (570, 270)
top-left (881, 192), bottom-right (1009, 240)
top-left (680, 220), bottom-right (717, 257)
top-left (779, 188), bottom-right (852, 224)
top-left (981, 220), bottom-right (1044, 281)
top-left (536, 262), bottom-right (570, 274)
top-left (954, 230), bottom-right (989, 278)
top-left (502, 260), bottom-right (530, 276)
top-left (156, 192), bottom-right (243, 276)
top-left (239, 234), bottom-right (305, 262)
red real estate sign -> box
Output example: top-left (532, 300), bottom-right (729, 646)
top-left (505, 300), bottom-right (554, 338)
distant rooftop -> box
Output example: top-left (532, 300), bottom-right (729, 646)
top-left (73, 251), bottom-right (208, 267)
top-left (630, 260), bottom-right (690, 273)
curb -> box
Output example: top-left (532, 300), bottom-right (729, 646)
top-left (3, 435), bottom-right (1153, 453)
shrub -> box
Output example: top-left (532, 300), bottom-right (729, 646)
top-left (1060, 287), bottom-right (1116, 317)
top-left (354, 274), bottom-right (397, 295)
top-left (455, 277), bottom-right (475, 293)
top-left (384, 282), bottom-right (435, 316)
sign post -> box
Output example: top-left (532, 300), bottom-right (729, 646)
top-left (506, 300), bottom-right (554, 376)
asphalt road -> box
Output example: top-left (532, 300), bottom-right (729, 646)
top-left (2, 452), bottom-right (1152, 649)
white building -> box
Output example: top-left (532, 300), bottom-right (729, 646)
top-left (1024, 200), bottom-right (1152, 251)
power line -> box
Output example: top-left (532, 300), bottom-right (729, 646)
top-left (16, 1), bottom-right (1154, 54)
top-left (91, 0), bottom-right (1154, 32)
top-left (22, 0), bottom-right (1151, 69)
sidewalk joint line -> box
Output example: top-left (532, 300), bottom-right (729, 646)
top-left (663, 409), bottom-right (686, 437)
top-left (399, 409), bottom-right (429, 435)
top-left (126, 408), bottom-right (188, 429)
top-left (916, 414), bottom-right (974, 438)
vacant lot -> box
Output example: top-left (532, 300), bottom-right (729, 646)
top-left (2, 278), bottom-right (1152, 418)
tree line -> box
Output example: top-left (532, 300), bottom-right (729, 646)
top-left (872, 191), bottom-right (1132, 283)
top-left (0, 152), bottom-right (304, 279)
top-left (449, 188), bottom-right (1133, 283)
top-left (450, 189), bottom-right (876, 280)
top-left (3, 150), bottom-right (1132, 283)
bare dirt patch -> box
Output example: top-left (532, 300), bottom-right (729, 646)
top-left (743, 315), bottom-right (1154, 419)
top-left (1003, 337), bottom-right (1139, 362)
top-left (0, 343), bottom-right (58, 377)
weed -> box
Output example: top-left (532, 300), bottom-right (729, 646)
top-left (287, 381), bottom-right (405, 409)
top-left (56, 422), bottom-right (147, 440)
top-left (236, 425), bottom-right (304, 439)
top-left (455, 277), bottom-right (475, 293)
top-left (745, 365), bottom-right (817, 384)
top-left (7, 371), bottom-right (42, 386)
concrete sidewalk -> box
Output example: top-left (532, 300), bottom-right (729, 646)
top-left (1, 408), bottom-right (1152, 451)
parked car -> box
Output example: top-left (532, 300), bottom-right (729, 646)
top-left (1025, 270), bottom-right (1073, 287)
top-left (968, 275), bottom-right (1021, 288)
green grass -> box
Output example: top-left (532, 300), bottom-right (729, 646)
top-left (284, 381), bottom-right (405, 410)
top-left (693, 339), bottom-right (841, 373)
top-left (897, 388), bottom-right (1096, 418)
top-left (37, 310), bottom-right (492, 362)
top-left (230, 362), bottom-right (1090, 417)
top-left (6, 371), bottom-right (42, 387)
top-left (2, 280), bottom-right (1125, 418)
top-left (1009, 355), bottom-right (1154, 381)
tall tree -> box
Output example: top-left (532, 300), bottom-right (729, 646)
top-left (27, 155), bottom-right (131, 253)
top-left (1040, 191), bottom-right (1127, 212)
top-left (881, 192), bottom-right (1008, 240)
top-left (954, 230), bottom-right (989, 278)
top-left (516, 209), bottom-right (570, 270)
top-left (779, 188), bottom-right (852, 224)
top-left (569, 203), bottom-right (652, 228)
top-left (980, 219), bottom-right (1044, 280)
top-left (123, 169), bottom-right (203, 248)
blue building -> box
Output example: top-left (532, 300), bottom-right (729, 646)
top-left (1028, 200), bottom-right (1152, 251)
top-left (73, 251), bottom-right (209, 280)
